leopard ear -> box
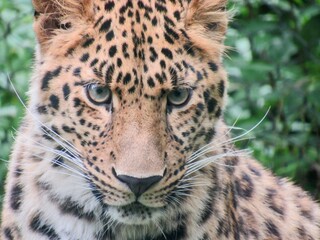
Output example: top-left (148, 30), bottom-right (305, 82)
top-left (32, 0), bottom-right (94, 52)
top-left (185, 0), bottom-right (229, 58)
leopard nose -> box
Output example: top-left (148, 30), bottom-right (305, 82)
top-left (113, 169), bottom-right (163, 197)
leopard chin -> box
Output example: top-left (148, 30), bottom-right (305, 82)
top-left (107, 203), bottom-right (165, 225)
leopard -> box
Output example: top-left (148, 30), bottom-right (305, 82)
top-left (1, 0), bottom-right (320, 239)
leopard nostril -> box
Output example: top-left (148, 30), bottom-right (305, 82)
top-left (112, 168), bottom-right (163, 197)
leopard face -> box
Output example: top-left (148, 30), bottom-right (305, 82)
top-left (3, 1), bottom-right (320, 239)
top-left (30, 0), bottom-right (228, 225)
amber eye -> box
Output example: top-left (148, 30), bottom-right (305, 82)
top-left (167, 88), bottom-right (191, 107)
top-left (86, 84), bottom-right (112, 105)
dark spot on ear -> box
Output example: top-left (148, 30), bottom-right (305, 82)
top-left (206, 22), bottom-right (218, 31)
top-left (41, 16), bottom-right (60, 35)
top-left (34, 11), bottom-right (40, 18)
top-left (59, 22), bottom-right (71, 30)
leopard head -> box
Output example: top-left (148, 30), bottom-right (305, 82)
top-left (31, 0), bottom-right (228, 225)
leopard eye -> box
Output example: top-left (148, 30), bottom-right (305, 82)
top-left (167, 88), bottom-right (191, 107)
top-left (86, 84), bottom-right (112, 105)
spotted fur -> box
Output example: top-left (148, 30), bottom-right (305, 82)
top-left (1, 0), bottom-right (320, 239)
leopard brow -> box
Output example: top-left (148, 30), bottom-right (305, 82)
top-left (173, 77), bottom-right (195, 90)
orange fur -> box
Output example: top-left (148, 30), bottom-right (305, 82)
top-left (185, 0), bottom-right (228, 57)
top-left (33, 0), bottom-right (94, 53)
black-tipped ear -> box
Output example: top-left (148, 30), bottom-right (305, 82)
top-left (185, 0), bottom-right (229, 57)
top-left (32, 0), bottom-right (94, 51)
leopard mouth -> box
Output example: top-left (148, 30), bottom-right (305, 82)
top-left (88, 178), bottom-right (167, 224)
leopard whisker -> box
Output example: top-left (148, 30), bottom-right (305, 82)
top-left (39, 129), bottom-right (82, 159)
top-left (176, 182), bottom-right (209, 189)
top-left (0, 158), bottom-right (9, 163)
top-left (31, 153), bottom-right (90, 180)
top-left (100, 215), bottom-right (117, 238)
top-left (152, 218), bottom-right (167, 240)
top-left (172, 190), bottom-right (201, 201)
top-left (11, 125), bottom-right (82, 168)
top-left (177, 175), bottom-right (208, 187)
top-left (187, 136), bottom-right (254, 164)
top-left (185, 149), bottom-right (250, 177)
top-left (167, 195), bottom-right (182, 206)
top-left (187, 108), bottom-right (269, 164)
top-left (8, 78), bottom-right (82, 157)
top-left (14, 135), bottom-right (86, 172)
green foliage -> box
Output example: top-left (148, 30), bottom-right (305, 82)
top-left (0, 0), bottom-right (319, 206)
top-left (0, 0), bottom-right (34, 200)
top-left (225, 0), bottom-right (320, 198)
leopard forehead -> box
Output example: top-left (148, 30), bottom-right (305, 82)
top-left (68, 0), bottom-right (191, 93)
top-left (34, 0), bottom-right (228, 93)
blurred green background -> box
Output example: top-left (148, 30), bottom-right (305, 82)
top-left (0, 0), bottom-right (319, 211)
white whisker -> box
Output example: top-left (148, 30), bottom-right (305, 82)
top-left (31, 153), bottom-right (89, 180)
top-left (187, 136), bottom-right (254, 164)
top-left (185, 149), bottom-right (250, 177)
top-left (152, 219), bottom-right (167, 240)
top-left (8, 77), bottom-right (82, 157)
top-left (13, 134), bottom-right (86, 170)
